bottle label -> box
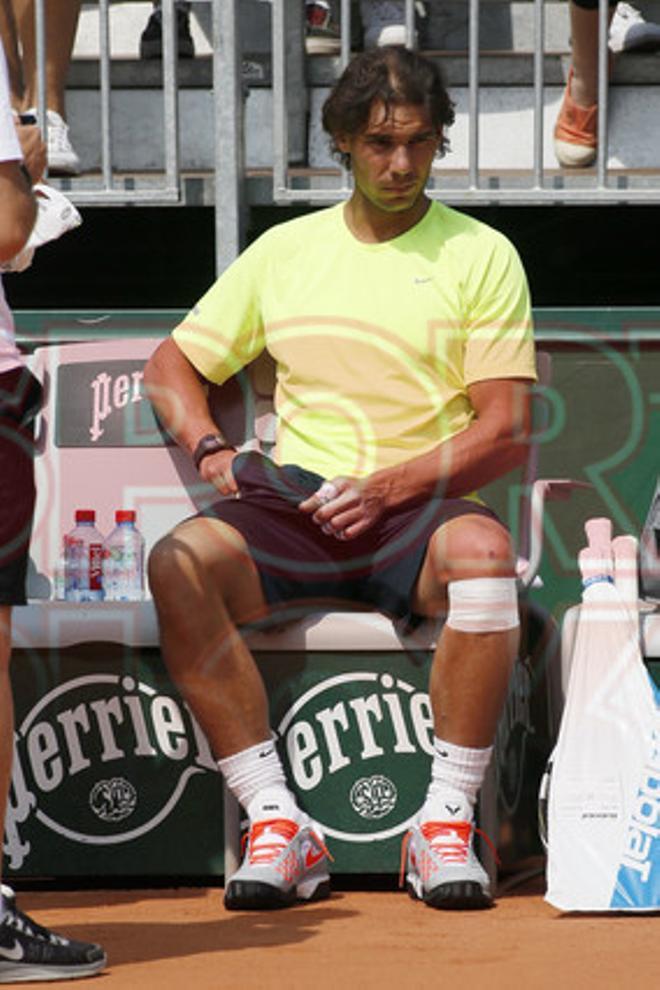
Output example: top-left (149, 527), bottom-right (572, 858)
top-left (103, 533), bottom-right (144, 602)
top-left (63, 534), bottom-right (105, 601)
top-left (89, 544), bottom-right (104, 591)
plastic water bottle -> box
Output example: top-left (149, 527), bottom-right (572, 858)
top-left (63, 509), bottom-right (105, 602)
top-left (103, 510), bottom-right (145, 601)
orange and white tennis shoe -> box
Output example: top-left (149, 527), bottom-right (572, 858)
top-left (401, 796), bottom-right (493, 910)
top-left (224, 790), bottom-right (331, 911)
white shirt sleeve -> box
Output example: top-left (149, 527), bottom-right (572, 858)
top-left (0, 41), bottom-right (22, 164)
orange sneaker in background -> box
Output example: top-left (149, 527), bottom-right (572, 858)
top-left (554, 70), bottom-right (598, 168)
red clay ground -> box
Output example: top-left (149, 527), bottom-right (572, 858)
top-left (9, 876), bottom-right (659, 989)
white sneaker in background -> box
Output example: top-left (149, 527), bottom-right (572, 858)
top-left (609, 2), bottom-right (660, 53)
top-left (26, 108), bottom-right (82, 176)
top-left (359, 0), bottom-right (426, 49)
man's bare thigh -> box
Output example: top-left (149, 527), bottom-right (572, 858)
top-left (165, 515), bottom-right (270, 626)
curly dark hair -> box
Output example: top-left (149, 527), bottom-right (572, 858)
top-left (322, 46), bottom-right (455, 168)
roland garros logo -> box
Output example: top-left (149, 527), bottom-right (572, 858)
top-left (276, 671), bottom-right (435, 843)
top-left (4, 674), bottom-right (217, 870)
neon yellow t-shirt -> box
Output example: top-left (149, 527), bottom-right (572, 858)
top-left (172, 201), bottom-right (536, 479)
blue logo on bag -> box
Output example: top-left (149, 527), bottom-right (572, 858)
top-left (610, 681), bottom-right (660, 910)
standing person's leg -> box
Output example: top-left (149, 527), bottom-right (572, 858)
top-left (0, 607), bottom-right (13, 868)
top-left (11, 0), bottom-right (81, 174)
top-left (0, 367), bottom-right (106, 980)
top-left (139, 0), bottom-right (195, 60)
top-left (148, 514), bottom-right (331, 911)
top-left (11, 0), bottom-right (81, 117)
top-left (554, 0), bottom-right (616, 167)
top-left (402, 512), bottom-right (520, 910)
top-left (0, 0), bottom-right (24, 107)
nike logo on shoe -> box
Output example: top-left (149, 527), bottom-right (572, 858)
top-left (301, 836), bottom-right (326, 870)
top-left (445, 804), bottom-right (461, 816)
top-left (0, 940), bottom-right (24, 961)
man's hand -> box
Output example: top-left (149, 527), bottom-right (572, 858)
top-left (15, 119), bottom-right (46, 186)
top-left (299, 475), bottom-right (391, 540)
top-left (198, 448), bottom-right (239, 497)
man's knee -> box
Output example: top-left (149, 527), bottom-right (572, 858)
top-left (148, 517), bottom-right (246, 599)
top-left (430, 516), bottom-right (516, 582)
top-left (446, 576), bottom-right (519, 633)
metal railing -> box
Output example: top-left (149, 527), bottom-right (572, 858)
top-left (21, 0), bottom-right (660, 263)
top-left (28, 0), bottom-right (181, 204)
top-left (272, 0), bottom-right (660, 205)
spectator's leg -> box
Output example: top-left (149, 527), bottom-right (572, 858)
top-left (140, 0), bottom-right (195, 60)
top-left (11, 0), bottom-right (81, 117)
top-left (0, 0), bottom-right (24, 106)
top-left (569, 1), bottom-right (609, 108)
top-left (554, 1), bottom-right (615, 167)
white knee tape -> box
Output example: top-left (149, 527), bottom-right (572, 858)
top-left (446, 577), bottom-right (519, 633)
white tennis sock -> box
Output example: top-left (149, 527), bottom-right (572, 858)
top-left (217, 738), bottom-right (293, 815)
top-left (422, 736), bottom-right (493, 820)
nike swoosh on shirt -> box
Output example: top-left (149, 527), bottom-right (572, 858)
top-left (0, 941), bottom-right (25, 961)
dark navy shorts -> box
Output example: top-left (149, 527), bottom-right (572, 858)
top-left (201, 451), bottom-right (499, 625)
top-left (0, 366), bottom-right (43, 606)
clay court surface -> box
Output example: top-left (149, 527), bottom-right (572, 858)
top-left (10, 875), bottom-right (658, 989)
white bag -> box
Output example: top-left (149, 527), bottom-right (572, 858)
top-left (545, 523), bottom-right (660, 912)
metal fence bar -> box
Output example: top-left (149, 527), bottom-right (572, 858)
top-left (98, 0), bottom-right (113, 189)
top-left (34, 0), bottom-right (46, 135)
top-left (405, 0), bottom-right (415, 48)
top-left (339, 0), bottom-right (352, 193)
top-left (340, 0), bottom-right (351, 64)
top-left (161, 0), bottom-right (181, 193)
top-left (468, 0), bottom-right (480, 190)
top-left (268, 186), bottom-right (660, 205)
top-left (213, 0), bottom-right (245, 274)
top-left (532, 0), bottom-right (545, 188)
top-left (597, 0), bottom-right (610, 189)
top-left (272, 0), bottom-right (288, 201)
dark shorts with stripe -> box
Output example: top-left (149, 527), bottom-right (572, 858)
top-left (201, 451), bottom-right (499, 625)
top-left (0, 366), bottom-right (43, 606)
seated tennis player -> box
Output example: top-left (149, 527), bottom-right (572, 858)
top-left (144, 45), bottom-right (537, 913)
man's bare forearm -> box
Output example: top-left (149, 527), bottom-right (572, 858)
top-left (143, 337), bottom-right (225, 456)
top-left (366, 378), bottom-right (533, 510)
